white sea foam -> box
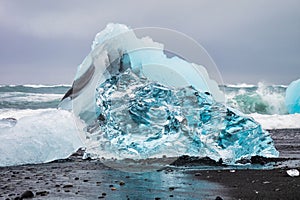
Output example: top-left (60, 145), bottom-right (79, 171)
top-left (225, 83), bottom-right (256, 88)
top-left (0, 92), bottom-right (62, 102)
top-left (0, 84), bottom-right (71, 88)
top-left (23, 84), bottom-right (71, 88)
top-left (0, 109), bottom-right (84, 166)
top-left (249, 113), bottom-right (300, 129)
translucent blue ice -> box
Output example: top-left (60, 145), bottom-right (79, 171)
top-left (285, 78), bottom-right (300, 114)
top-left (91, 69), bottom-right (278, 163)
top-left (64, 23), bottom-right (279, 164)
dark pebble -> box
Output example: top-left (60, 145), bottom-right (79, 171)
top-left (169, 187), bottom-right (175, 191)
top-left (195, 173), bottom-right (201, 176)
top-left (74, 177), bottom-right (79, 180)
top-left (119, 181), bottom-right (125, 186)
top-left (14, 197), bottom-right (21, 200)
top-left (109, 184), bottom-right (114, 187)
top-left (64, 190), bottom-right (70, 192)
top-left (63, 184), bottom-right (73, 188)
top-left (55, 184), bottom-right (60, 187)
top-left (36, 191), bottom-right (49, 196)
top-left (102, 193), bottom-right (107, 196)
top-left (21, 190), bottom-right (34, 199)
top-left (98, 196), bottom-right (105, 199)
top-left (215, 196), bottom-right (223, 200)
top-left (155, 198), bottom-right (161, 200)
top-left (169, 195), bottom-right (174, 197)
top-left (83, 179), bottom-right (89, 182)
top-left (24, 177), bottom-right (30, 180)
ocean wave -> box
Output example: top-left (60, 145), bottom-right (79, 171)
top-left (224, 83), bottom-right (256, 88)
top-left (0, 85), bottom-right (70, 94)
top-left (0, 84), bottom-right (71, 88)
top-left (0, 92), bottom-right (63, 109)
top-left (224, 82), bottom-right (288, 115)
top-left (22, 84), bottom-right (72, 88)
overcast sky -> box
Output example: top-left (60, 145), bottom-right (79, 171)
top-left (0, 0), bottom-right (299, 85)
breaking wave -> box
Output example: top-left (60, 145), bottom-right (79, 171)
top-left (223, 82), bottom-right (288, 115)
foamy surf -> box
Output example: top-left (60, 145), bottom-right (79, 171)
top-left (250, 113), bottom-right (300, 130)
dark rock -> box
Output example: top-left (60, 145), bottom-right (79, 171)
top-left (215, 196), bottom-right (223, 200)
top-left (20, 190), bottom-right (34, 199)
top-left (119, 181), bottom-right (125, 186)
top-left (109, 184), bottom-right (114, 187)
top-left (169, 187), bottom-right (175, 191)
top-left (155, 198), bottom-right (161, 200)
top-left (195, 173), bottom-right (201, 176)
top-left (102, 193), bottom-right (107, 196)
top-left (171, 155), bottom-right (225, 166)
top-left (250, 156), bottom-right (267, 165)
top-left (74, 177), bottom-right (79, 180)
top-left (14, 197), bottom-right (21, 200)
top-left (62, 184), bottom-right (73, 188)
top-left (36, 191), bottom-right (49, 196)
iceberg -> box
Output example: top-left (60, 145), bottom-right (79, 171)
top-left (285, 78), bottom-right (300, 114)
top-left (60, 23), bottom-right (279, 164)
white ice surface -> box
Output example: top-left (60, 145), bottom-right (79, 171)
top-left (0, 109), bottom-right (84, 167)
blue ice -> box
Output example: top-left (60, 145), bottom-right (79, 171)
top-left (63, 23), bottom-right (279, 164)
top-left (285, 78), bottom-right (300, 114)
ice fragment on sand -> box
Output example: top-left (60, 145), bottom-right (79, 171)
top-left (286, 169), bottom-right (299, 177)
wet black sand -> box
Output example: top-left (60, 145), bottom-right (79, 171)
top-left (0, 129), bottom-right (299, 200)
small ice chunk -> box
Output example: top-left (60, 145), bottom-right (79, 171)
top-left (286, 169), bottom-right (299, 177)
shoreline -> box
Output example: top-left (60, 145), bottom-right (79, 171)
top-left (0, 129), bottom-right (299, 199)
top-left (1, 152), bottom-right (299, 200)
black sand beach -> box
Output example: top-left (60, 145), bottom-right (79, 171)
top-left (0, 129), bottom-right (299, 200)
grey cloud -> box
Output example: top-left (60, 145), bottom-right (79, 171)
top-left (0, 0), bottom-right (299, 84)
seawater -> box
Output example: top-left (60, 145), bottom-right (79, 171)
top-left (0, 83), bottom-right (299, 126)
